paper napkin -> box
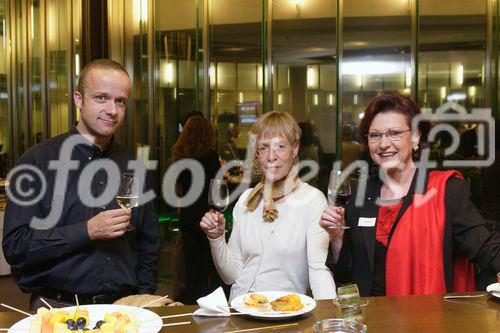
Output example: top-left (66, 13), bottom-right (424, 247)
top-left (193, 287), bottom-right (231, 317)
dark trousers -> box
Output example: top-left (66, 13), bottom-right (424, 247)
top-left (175, 229), bottom-right (227, 304)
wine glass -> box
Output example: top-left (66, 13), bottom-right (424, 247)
top-left (208, 179), bottom-right (229, 234)
top-left (116, 173), bottom-right (139, 231)
top-left (327, 170), bottom-right (351, 230)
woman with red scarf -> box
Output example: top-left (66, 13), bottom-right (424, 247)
top-left (320, 92), bottom-right (500, 296)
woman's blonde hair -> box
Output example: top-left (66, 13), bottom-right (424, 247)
top-left (250, 111), bottom-right (302, 146)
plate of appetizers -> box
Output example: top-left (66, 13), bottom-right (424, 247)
top-left (230, 291), bottom-right (316, 319)
top-left (8, 304), bottom-right (162, 333)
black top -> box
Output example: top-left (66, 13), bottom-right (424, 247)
top-left (2, 128), bottom-right (160, 295)
top-left (327, 171), bottom-right (500, 296)
top-left (176, 150), bottom-right (221, 233)
top-left (371, 241), bottom-right (387, 296)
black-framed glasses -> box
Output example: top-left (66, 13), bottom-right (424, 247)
top-left (365, 130), bottom-right (411, 143)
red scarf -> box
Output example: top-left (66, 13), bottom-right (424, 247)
top-left (385, 170), bottom-right (475, 296)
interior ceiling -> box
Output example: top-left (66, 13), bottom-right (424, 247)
top-left (208, 15), bottom-right (486, 65)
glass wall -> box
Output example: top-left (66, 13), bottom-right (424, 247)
top-left (0, 0), bottom-right (7, 178)
top-left (154, 0), bottom-right (199, 178)
top-left (47, 0), bottom-right (71, 137)
top-left (1, 0), bottom-right (80, 176)
top-left (103, 0), bottom-right (498, 202)
top-left (30, 0), bottom-right (42, 144)
top-left (419, 0), bottom-right (489, 204)
top-left (1, 0), bottom-right (499, 289)
top-left (1, 0), bottom-right (498, 197)
top-left (209, 0), bottom-right (263, 157)
top-left (108, 0), bottom-right (151, 150)
top-left (272, 0), bottom-right (337, 190)
top-left (418, 0), bottom-right (487, 109)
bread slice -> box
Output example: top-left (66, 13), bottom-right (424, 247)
top-left (243, 293), bottom-right (269, 307)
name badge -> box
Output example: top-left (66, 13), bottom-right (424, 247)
top-left (358, 217), bottom-right (376, 227)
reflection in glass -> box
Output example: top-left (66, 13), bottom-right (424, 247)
top-left (30, 1), bottom-right (42, 144)
top-left (210, 0), bottom-right (263, 154)
top-left (273, 1), bottom-right (336, 193)
top-left (342, 0), bottom-right (411, 176)
top-left (419, 0), bottom-right (487, 110)
top-left (0, 0), bottom-right (7, 177)
top-left (47, 0), bottom-right (70, 137)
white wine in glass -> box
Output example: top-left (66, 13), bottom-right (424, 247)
top-left (208, 179), bottom-right (229, 234)
top-left (116, 173), bottom-right (139, 230)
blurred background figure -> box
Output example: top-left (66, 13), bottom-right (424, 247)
top-left (306, 119), bottom-right (324, 166)
top-left (298, 121), bottom-right (320, 187)
top-left (171, 115), bottom-right (225, 304)
top-left (341, 124), bottom-right (363, 170)
top-left (219, 122), bottom-right (240, 161)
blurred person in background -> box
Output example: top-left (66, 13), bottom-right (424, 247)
top-left (341, 124), bottom-right (363, 170)
top-left (298, 121), bottom-right (319, 187)
top-left (172, 115), bottom-right (225, 304)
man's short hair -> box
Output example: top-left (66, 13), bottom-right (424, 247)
top-left (77, 59), bottom-right (130, 96)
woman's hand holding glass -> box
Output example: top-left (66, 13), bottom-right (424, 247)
top-left (326, 170), bottom-right (351, 230)
top-left (320, 205), bottom-right (346, 240)
top-left (200, 179), bottom-right (229, 238)
top-left (200, 210), bottom-right (227, 239)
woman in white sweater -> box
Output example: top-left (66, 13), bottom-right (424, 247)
top-left (200, 111), bottom-right (336, 301)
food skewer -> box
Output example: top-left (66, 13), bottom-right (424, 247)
top-left (0, 304), bottom-right (32, 317)
top-left (74, 294), bottom-right (79, 307)
top-left (0, 328), bottom-right (30, 331)
top-left (223, 323), bottom-right (299, 333)
top-left (128, 295), bottom-right (170, 315)
top-left (39, 298), bottom-right (53, 310)
top-left (158, 313), bottom-right (192, 319)
top-left (161, 321), bottom-right (191, 327)
top-left (139, 295), bottom-right (169, 308)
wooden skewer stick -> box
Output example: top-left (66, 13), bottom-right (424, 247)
top-left (75, 295), bottom-right (79, 307)
top-left (227, 312), bottom-right (248, 316)
top-left (223, 322), bottom-right (299, 333)
top-left (158, 313), bottom-right (192, 319)
top-left (0, 303), bottom-right (32, 317)
top-left (39, 298), bottom-right (53, 310)
top-left (128, 295), bottom-right (171, 316)
top-left (0, 328), bottom-right (29, 331)
top-left (140, 295), bottom-right (169, 308)
top-left (141, 312), bottom-right (193, 325)
top-left (161, 321), bottom-right (191, 327)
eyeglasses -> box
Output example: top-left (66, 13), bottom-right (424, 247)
top-left (365, 130), bottom-right (411, 143)
top-left (256, 143), bottom-right (289, 156)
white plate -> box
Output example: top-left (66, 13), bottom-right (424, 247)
top-left (8, 304), bottom-right (162, 333)
top-left (230, 291), bottom-right (316, 320)
top-left (486, 282), bottom-right (500, 298)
